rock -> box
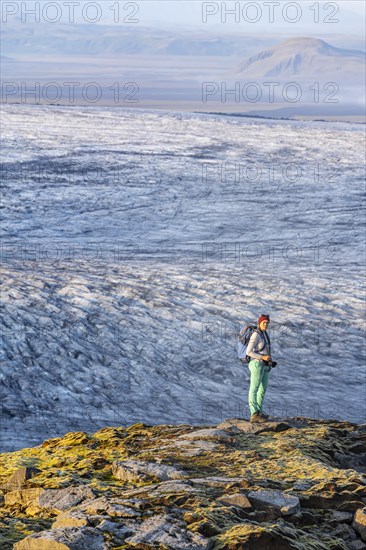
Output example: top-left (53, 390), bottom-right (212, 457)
top-left (1, 467), bottom-right (41, 491)
top-left (78, 496), bottom-right (141, 518)
top-left (248, 489), bottom-right (300, 516)
top-left (121, 480), bottom-right (197, 502)
top-left (38, 486), bottom-right (95, 513)
top-left (178, 428), bottom-right (235, 444)
top-left (13, 527), bottom-right (105, 549)
top-left (217, 492), bottom-right (252, 510)
top-left (52, 511), bottom-right (90, 528)
top-left (112, 459), bottom-right (187, 483)
top-left (213, 520), bottom-right (332, 549)
top-left (96, 519), bottom-right (136, 539)
top-left (287, 510), bottom-right (317, 527)
top-left (217, 418), bottom-right (291, 434)
top-left (125, 513), bottom-right (210, 549)
top-left (330, 510), bottom-right (354, 524)
top-left (118, 484), bottom-right (160, 498)
top-left (3, 417), bottom-right (366, 550)
top-left (349, 540), bottom-right (366, 550)
top-left (335, 451), bottom-right (366, 474)
top-left (116, 497), bottom-right (146, 510)
top-left (76, 496), bottom-right (110, 514)
top-left (292, 480), bottom-right (315, 491)
top-left (106, 502), bottom-right (141, 518)
top-left (300, 481), bottom-right (365, 511)
top-left (330, 522), bottom-right (358, 541)
top-left (4, 488), bottom-right (44, 509)
top-left (190, 477), bottom-right (250, 489)
top-left (353, 507), bottom-right (366, 541)
top-left (150, 480), bottom-right (197, 495)
top-left (4, 486), bottom-right (94, 515)
top-left (173, 439), bottom-right (219, 456)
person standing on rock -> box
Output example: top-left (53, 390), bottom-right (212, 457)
top-left (246, 314), bottom-right (276, 423)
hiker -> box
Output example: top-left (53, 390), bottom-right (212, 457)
top-left (246, 314), bottom-right (276, 423)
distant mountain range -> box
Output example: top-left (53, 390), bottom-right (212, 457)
top-left (237, 37), bottom-right (365, 82)
top-left (1, 27), bottom-right (364, 114)
top-left (1, 22), bottom-right (365, 60)
top-left (1, 23), bottom-right (273, 57)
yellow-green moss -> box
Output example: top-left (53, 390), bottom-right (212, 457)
top-left (0, 419), bottom-right (363, 549)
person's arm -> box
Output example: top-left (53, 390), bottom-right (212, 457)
top-left (246, 331), bottom-right (270, 360)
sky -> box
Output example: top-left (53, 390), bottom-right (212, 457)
top-left (133, 0), bottom-right (365, 30)
top-left (5, 0), bottom-right (365, 34)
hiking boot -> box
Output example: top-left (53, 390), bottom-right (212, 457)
top-left (259, 411), bottom-right (270, 419)
top-left (250, 412), bottom-right (267, 423)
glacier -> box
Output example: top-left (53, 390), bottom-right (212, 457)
top-left (0, 104), bottom-right (365, 451)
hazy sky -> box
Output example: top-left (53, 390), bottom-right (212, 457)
top-left (7, 0), bottom-right (366, 33)
top-left (136, 0), bottom-right (365, 30)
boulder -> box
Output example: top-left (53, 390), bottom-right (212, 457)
top-left (1, 467), bottom-right (41, 491)
top-left (287, 510), bottom-right (317, 527)
top-left (149, 480), bottom-right (197, 495)
top-left (4, 488), bottom-right (44, 509)
top-left (4, 486), bottom-right (95, 515)
top-left (125, 513), bottom-right (210, 549)
top-left (106, 502), bottom-right (141, 518)
top-left (13, 527), bottom-right (105, 549)
top-left (190, 477), bottom-right (250, 489)
top-left (299, 481), bottom-right (366, 511)
top-left (248, 490), bottom-right (300, 516)
top-left (178, 428), bottom-right (235, 444)
top-left (38, 486), bottom-right (95, 513)
top-left (96, 519), bottom-right (136, 539)
top-left (217, 493), bottom-right (252, 510)
top-left (335, 451), bottom-right (366, 474)
top-left (292, 480), bottom-right (315, 491)
top-left (330, 522), bottom-right (358, 541)
top-left (353, 507), bottom-right (366, 541)
top-left (173, 439), bottom-right (219, 456)
top-left (218, 419), bottom-right (291, 434)
top-left (115, 497), bottom-right (146, 510)
top-left (330, 510), bottom-right (354, 524)
top-left (52, 511), bottom-right (90, 528)
top-left (212, 520), bottom-right (332, 550)
top-left (112, 459), bottom-right (187, 483)
top-left (78, 496), bottom-right (141, 518)
top-left (349, 540), bottom-right (366, 550)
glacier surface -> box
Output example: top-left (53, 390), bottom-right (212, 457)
top-left (1, 105), bottom-right (365, 451)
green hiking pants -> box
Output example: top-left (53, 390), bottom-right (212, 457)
top-left (248, 359), bottom-right (271, 415)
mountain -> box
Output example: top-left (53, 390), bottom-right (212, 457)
top-left (237, 37), bottom-right (366, 82)
top-left (1, 417), bottom-right (366, 549)
top-left (1, 22), bottom-right (273, 57)
top-left (2, 21), bottom-right (365, 60)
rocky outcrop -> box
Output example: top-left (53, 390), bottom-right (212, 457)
top-left (1, 416), bottom-right (366, 549)
top-left (13, 526), bottom-right (105, 549)
top-left (0, 466), bottom-right (41, 491)
top-left (112, 459), bottom-right (187, 483)
top-left (353, 508), bottom-right (366, 541)
top-left (124, 514), bottom-right (210, 549)
top-left (247, 489), bottom-right (300, 515)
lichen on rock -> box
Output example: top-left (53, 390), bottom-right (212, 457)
top-left (1, 416), bottom-right (365, 549)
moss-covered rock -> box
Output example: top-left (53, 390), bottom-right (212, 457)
top-left (1, 417), bottom-right (365, 549)
top-left (212, 520), bottom-right (349, 549)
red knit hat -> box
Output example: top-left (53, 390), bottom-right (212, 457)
top-left (258, 314), bottom-right (270, 326)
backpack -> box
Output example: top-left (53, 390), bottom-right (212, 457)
top-left (237, 324), bottom-right (258, 363)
